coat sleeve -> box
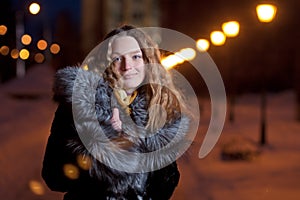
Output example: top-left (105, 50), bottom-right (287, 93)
top-left (41, 67), bottom-right (79, 191)
top-left (41, 103), bottom-right (84, 192)
top-left (41, 66), bottom-right (112, 194)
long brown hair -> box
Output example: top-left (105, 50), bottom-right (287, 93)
top-left (103, 25), bottom-right (188, 132)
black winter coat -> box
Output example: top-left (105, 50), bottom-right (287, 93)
top-left (41, 67), bottom-right (190, 200)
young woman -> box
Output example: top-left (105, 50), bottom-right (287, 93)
top-left (42, 24), bottom-right (191, 200)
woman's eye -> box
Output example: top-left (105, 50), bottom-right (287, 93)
top-left (113, 57), bottom-right (122, 63)
top-left (133, 54), bottom-right (142, 60)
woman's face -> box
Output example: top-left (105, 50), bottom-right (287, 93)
top-left (110, 36), bottom-right (146, 95)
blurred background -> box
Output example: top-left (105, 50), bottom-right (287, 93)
top-left (1, 0), bottom-right (299, 97)
top-left (1, 1), bottom-right (300, 199)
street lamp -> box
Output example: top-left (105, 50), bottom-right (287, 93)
top-left (222, 21), bottom-right (240, 38)
top-left (29, 3), bottom-right (41, 15)
top-left (221, 21), bottom-right (240, 122)
top-left (15, 2), bottom-right (41, 78)
top-left (210, 31), bottom-right (226, 46)
top-left (161, 48), bottom-right (196, 70)
top-left (256, 4), bottom-right (277, 23)
top-left (255, 3), bottom-right (277, 145)
top-left (196, 39), bottom-right (210, 52)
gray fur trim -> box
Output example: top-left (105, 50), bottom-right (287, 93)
top-left (52, 66), bottom-right (102, 103)
top-left (54, 66), bottom-right (191, 181)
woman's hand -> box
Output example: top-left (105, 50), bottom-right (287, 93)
top-left (110, 108), bottom-right (122, 132)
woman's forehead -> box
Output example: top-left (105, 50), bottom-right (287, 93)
top-left (111, 36), bottom-right (141, 55)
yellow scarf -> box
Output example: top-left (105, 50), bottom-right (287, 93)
top-left (113, 89), bottom-right (138, 114)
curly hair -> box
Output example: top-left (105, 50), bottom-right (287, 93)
top-left (103, 25), bottom-right (188, 132)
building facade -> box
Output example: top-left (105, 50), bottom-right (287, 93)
top-left (80, 0), bottom-right (160, 55)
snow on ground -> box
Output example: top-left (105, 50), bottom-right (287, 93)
top-left (173, 90), bottom-right (300, 200)
top-left (0, 65), bottom-right (63, 200)
top-left (0, 64), bottom-right (299, 200)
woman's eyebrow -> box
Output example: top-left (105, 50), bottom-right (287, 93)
top-left (129, 50), bottom-right (143, 55)
top-left (111, 50), bottom-right (142, 56)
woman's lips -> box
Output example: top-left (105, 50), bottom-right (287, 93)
top-left (123, 73), bottom-right (137, 79)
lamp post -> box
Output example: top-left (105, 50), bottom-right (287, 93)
top-left (222, 21), bottom-right (240, 122)
top-left (15, 10), bottom-right (25, 78)
top-left (255, 3), bottom-right (277, 145)
top-left (15, 2), bottom-right (41, 78)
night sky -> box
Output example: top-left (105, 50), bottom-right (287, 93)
top-left (11, 0), bottom-right (81, 22)
top-left (11, 0), bottom-right (81, 38)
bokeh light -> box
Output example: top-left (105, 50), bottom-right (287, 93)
top-left (0, 46), bottom-right (9, 56)
top-left (21, 34), bottom-right (32, 45)
top-left (77, 154), bottom-right (91, 170)
top-left (63, 164), bottom-right (79, 180)
top-left (28, 180), bottom-right (45, 195)
top-left (34, 53), bottom-right (45, 63)
top-left (19, 49), bottom-right (30, 60)
top-left (82, 64), bottom-right (89, 71)
top-left (222, 21), bottom-right (240, 37)
top-left (37, 39), bottom-right (48, 51)
top-left (161, 48), bottom-right (196, 70)
top-left (0, 25), bottom-right (7, 35)
top-left (29, 3), bottom-right (41, 15)
top-left (196, 39), bottom-right (210, 52)
top-left (161, 54), bottom-right (182, 69)
top-left (256, 4), bottom-right (277, 23)
top-left (210, 31), bottom-right (226, 46)
top-left (11, 49), bottom-right (19, 59)
top-left (50, 43), bottom-right (60, 54)
top-left (178, 48), bottom-right (196, 61)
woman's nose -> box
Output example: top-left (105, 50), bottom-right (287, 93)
top-left (122, 58), bottom-right (132, 71)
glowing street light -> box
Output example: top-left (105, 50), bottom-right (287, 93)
top-left (15, 2), bottom-right (43, 77)
top-left (161, 48), bottom-right (196, 70)
top-left (11, 49), bottom-right (19, 59)
top-left (256, 3), bottom-right (277, 146)
top-left (50, 43), bottom-right (61, 54)
top-left (0, 25), bottom-right (7, 35)
top-left (222, 21), bottom-right (240, 37)
top-left (256, 4), bottom-right (277, 23)
top-left (178, 48), bottom-right (196, 61)
top-left (37, 39), bottom-right (48, 51)
top-left (21, 34), bottom-right (32, 45)
top-left (34, 53), bottom-right (45, 63)
top-left (210, 31), bottom-right (226, 46)
top-left (19, 49), bottom-right (30, 60)
top-left (196, 39), bottom-right (210, 52)
top-left (29, 3), bottom-right (41, 15)
top-left (221, 21), bottom-right (240, 122)
top-left (0, 46), bottom-right (9, 56)
top-left (161, 54), bottom-right (181, 70)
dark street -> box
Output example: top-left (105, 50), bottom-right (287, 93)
top-left (1, 1), bottom-right (300, 199)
